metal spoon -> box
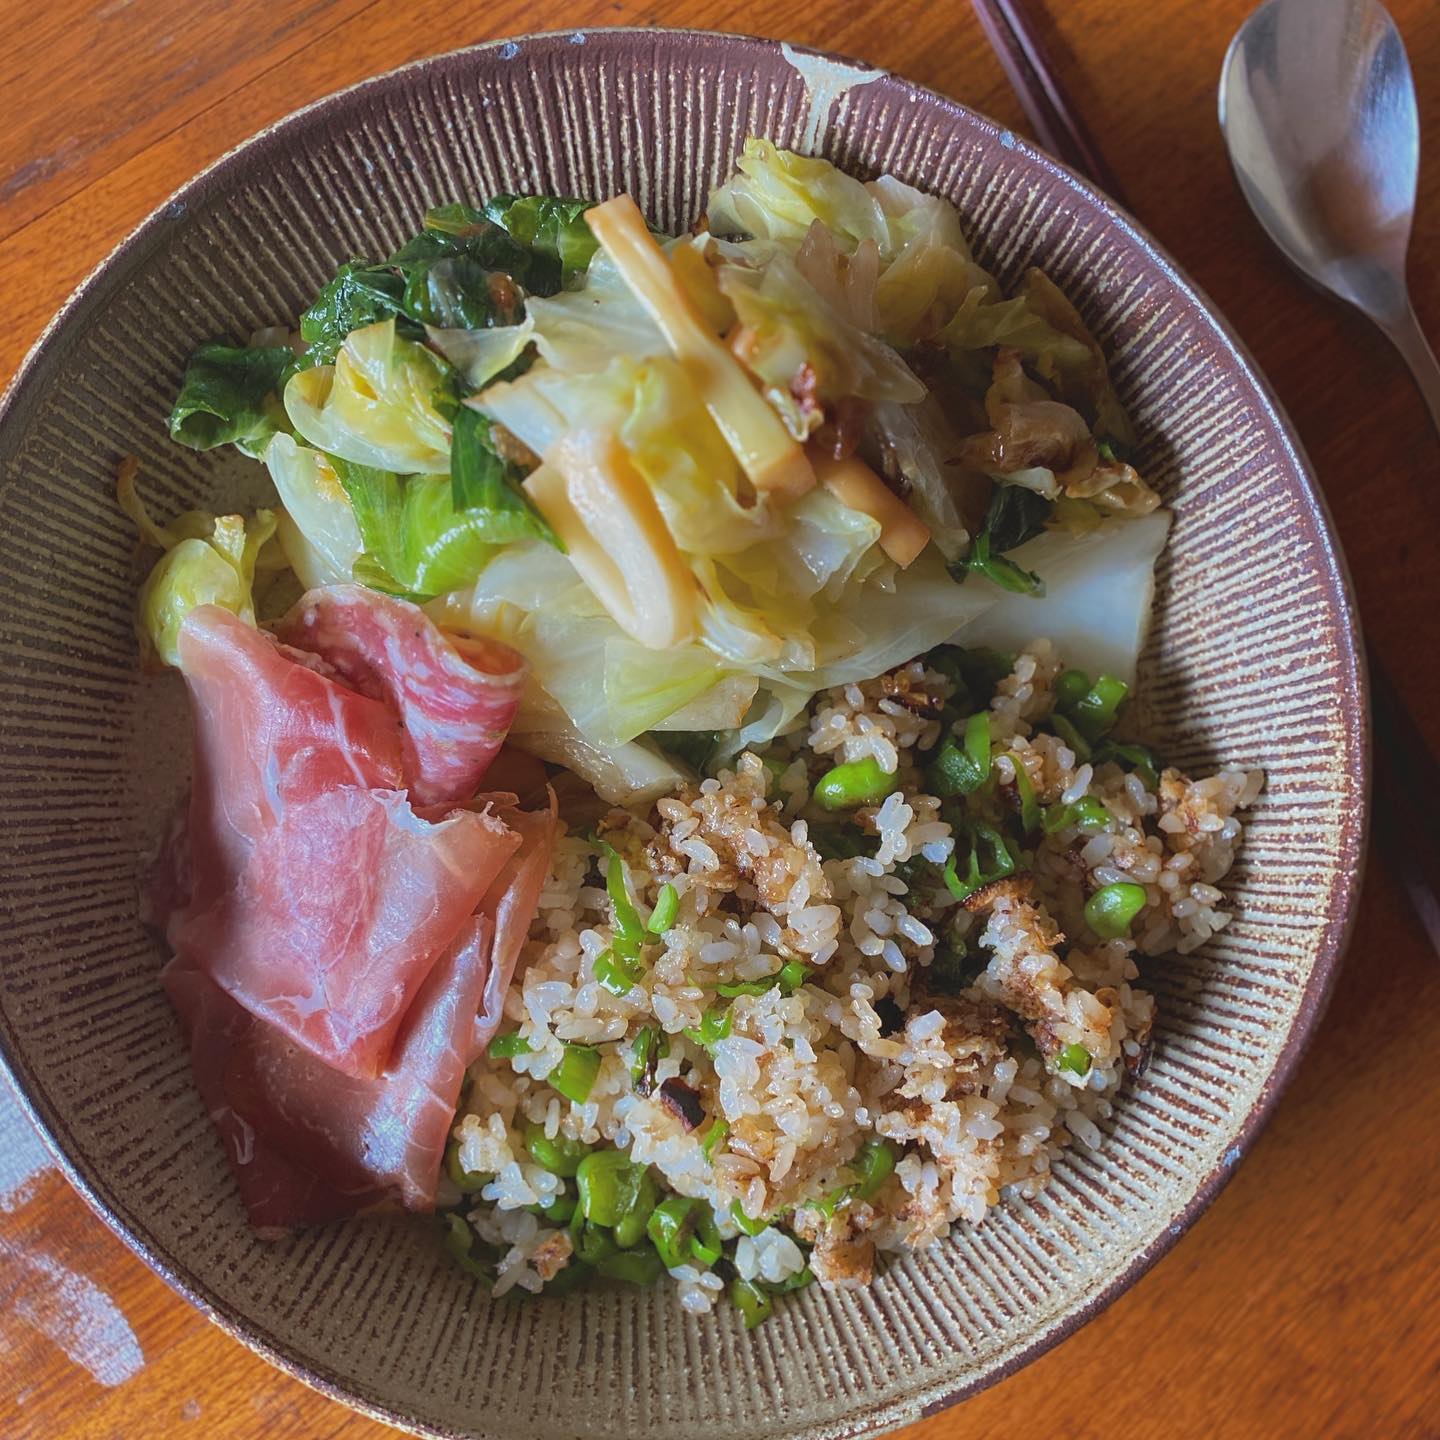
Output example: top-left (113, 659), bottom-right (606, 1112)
top-left (1219, 0), bottom-right (1440, 428)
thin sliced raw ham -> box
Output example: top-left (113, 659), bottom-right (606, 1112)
top-left (273, 585), bottom-right (526, 806)
top-left (471, 792), bottom-right (559, 1062)
top-left (170, 606), bottom-right (519, 1078)
top-left (164, 916), bottom-right (492, 1235)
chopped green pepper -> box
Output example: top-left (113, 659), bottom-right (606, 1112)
top-left (549, 1043), bottom-right (602, 1103)
top-left (1048, 710), bottom-right (1092, 761)
top-left (575, 1150), bottom-right (657, 1247)
top-left (594, 946), bottom-right (644, 996)
top-left (700, 1118), bottom-right (729, 1162)
top-left (778, 960), bottom-right (811, 995)
top-left (929, 710), bottom-right (993, 798)
top-left (730, 1200), bottom-right (768, 1237)
top-left (1042, 796), bottom-right (1112, 836)
top-left (813, 756), bottom-right (898, 811)
top-left (647, 1195), bottom-right (701, 1268)
top-left (852, 1138), bottom-right (896, 1200)
top-left (487, 1031), bottom-right (532, 1060)
top-left (690, 1207), bottom-right (723, 1266)
top-left (606, 854), bottom-right (644, 953)
top-left (730, 1276), bottom-right (773, 1329)
top-left (1057, 1043), bottom-right (1092, 1077)
top-left (1083, 881), bottom-right (1147, 940)
top-left (684, 1005), bottom-right (733, 1052)
top-left (1068, 674), bottom-right (1129, 741)
top-left (942, 822), bottom-right (1018, 903)
top-left (646, 882), bottom-right (680, 934)
top-left (1004, 751), bottom-right (1042, 834)
top-left (523, 1123), bottom-right (589, 1178)
top-left (595, 1248), bottom-right (666, 1285)
top-left (441, 1212), bottom-right (491, 1282)
top-left (1094, 738), bottom-right (1161, 790)
top-left (1054, 668), bottom-right (1091, 712)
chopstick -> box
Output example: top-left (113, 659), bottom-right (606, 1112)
top-left (970, 0), bottom-right (1440, 956)
top-left (968, 0), bottom-right (1126, 204)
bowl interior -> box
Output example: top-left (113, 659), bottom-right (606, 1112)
top-left (0, 28), bottom-right (1364, 1440)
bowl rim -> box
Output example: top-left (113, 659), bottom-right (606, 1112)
top-left (0, 24), bottom-right (1370, 1439)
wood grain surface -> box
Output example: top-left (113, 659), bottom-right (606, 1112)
top-left (1, 0), bottom-right (1437, 1436)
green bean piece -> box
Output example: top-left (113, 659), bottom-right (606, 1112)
top-left (730, 1200), bottom-right (768, 1237)
top-left (444, 1136), bottom-right (491, 1194)
top-left (647, 1195), bottom-right (701, 1268)
top-left (647, 882), bottom-right (680, 934)
top-left (1083, 881), bottom-right (1148, 940)
top-left (606, 854), bottom-right (645, 952)
top-left (930, 711), bottom-right (992, 798)
top-left (690, 1208), bottom-right (723, 1266)
top-left (1054, 668), bottom-right (1091, 712)
top-left (1048, 711), bottom-right (1091, 761)
top-left (701, 1119), bottom-right (729, 1162)
top-left (595, 1248), bottom-right (666, 1285)
top-left (1069, 674), bottom-right (1129, 741)
top-left (549, 1043), bottom-right (602, 1103)
top-left (730, 1276), bottom-right (774, 1329)
top-left (569, 1213), bottom-right (619, 1265)
top-left (1057, 1043), bottom-right (1092, 1077)
top-left (813, 756), bottom-right (898, 811)
top-left (523, 1123), bottom-right (590, 1178)
top-left (487, 1030), bottom-right (532, 1060)
top-left (576, 1151), bottom-right (658, 1248)
top-left (1094, 739), bottom-right (1161, 790)
top-left (852, 1139), bottom-right (896, 1200)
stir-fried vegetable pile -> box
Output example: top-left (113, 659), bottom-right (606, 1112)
top-left (141, 138), bottom-right (1168, 802)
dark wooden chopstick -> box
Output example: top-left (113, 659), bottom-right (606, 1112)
top-left (969, 0), bottom-right (1126, 205)
top-left (970, 0), bottom-right (1440, 956)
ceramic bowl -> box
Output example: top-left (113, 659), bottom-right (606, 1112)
top-left (0, 27), bottom-right (1367, 1440)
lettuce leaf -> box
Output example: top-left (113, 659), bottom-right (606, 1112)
top-left (285, 320), bottom-right (453, 474)
top-left (168, 343), bottom-right (295, 456)
top-left (483, 195), bottom-right (600, 285)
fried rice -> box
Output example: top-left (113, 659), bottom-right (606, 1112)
top-left (451, 640), bottom-right (1262, 1309)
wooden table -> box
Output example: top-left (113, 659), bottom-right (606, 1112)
top-left (2, 0), bottom-right (1438, 1435)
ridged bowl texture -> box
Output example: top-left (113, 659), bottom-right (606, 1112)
top-left (0, 27), bottom-right (1366, 1440)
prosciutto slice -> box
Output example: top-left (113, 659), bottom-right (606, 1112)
top-left (164, 916), bottom-right (492, 1234)
top-left (273, 585), bottom-right (526, 806)
top-left (168, 607), bottom-right (519, 1078)
top-left (471, 793), bottom-right (559, 1062)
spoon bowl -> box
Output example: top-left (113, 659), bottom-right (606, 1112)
top-left (1220, 0), bottom-right (1440, 423)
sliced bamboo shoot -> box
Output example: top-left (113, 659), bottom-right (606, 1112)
top-left (813, 452), bottom-right (931, 568)
top-left (524, 433), bottom-right (699, 650)
top-left (586, 194), bottom-right (815, 500)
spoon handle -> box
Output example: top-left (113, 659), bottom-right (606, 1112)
top-left (1383, 303), bottom-right (1440, 437)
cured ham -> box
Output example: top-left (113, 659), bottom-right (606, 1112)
top-left (164, 917), bottom-right (492, 1234)
top-left (273, 585), bottom-right (526, 807)
top-left (471, 793), bottom-right (559, 1061)
top-left (168, 606), bottom-right (519, 1079)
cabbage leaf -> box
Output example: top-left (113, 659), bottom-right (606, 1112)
top-left (264, 435), bottom-right (363, 589)
top-left (483, 195), bottom-right (600, 285)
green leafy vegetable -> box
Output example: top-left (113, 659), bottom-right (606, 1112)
top-left (483, 194), bottom-right (600, 285)
top-left (299, 264), bottom-right (409, 368)
top-left (951, 485), bottom-right (1052, 596)
top-left (168, 343), bottom-right (295, 455)
top-left (451, 404), bottom-right (556, 539)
